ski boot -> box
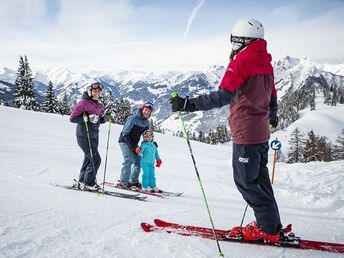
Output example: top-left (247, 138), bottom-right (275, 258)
top-left (241, 222), bottom-right (280, 243)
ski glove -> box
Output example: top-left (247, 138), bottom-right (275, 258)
top-left (169, 95), bottom-right (197, 112)
top-left (270, 117), bottom-right (278, 128)
top-left (156, 159), bottom-right (162, 168)
top-left (89, 114), bottom-right (99, 124)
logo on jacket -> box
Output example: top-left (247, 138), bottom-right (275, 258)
top-left (238, 157), bottom-right (249, 163)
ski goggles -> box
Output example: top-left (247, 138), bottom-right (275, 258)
top-left (143, 130), bottom-right (154, 137)
top-left (142, 101), bottom-right (154, 111)
top-left (90, 82), bottom-right (103, 91)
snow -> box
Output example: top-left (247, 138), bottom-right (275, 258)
top-left (272, 95), bottom-right (344, 155)
top-left (0, 105), bottom-right (343, 258)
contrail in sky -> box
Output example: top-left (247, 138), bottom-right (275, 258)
top-left (183, 0), bottom-right (206, 39)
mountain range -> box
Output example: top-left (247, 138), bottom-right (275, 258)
top-left (1, 56), bottom-right (343, 135)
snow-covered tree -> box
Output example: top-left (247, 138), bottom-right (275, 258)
top-left (303, 130), bottom-right (320, 162)
top-left (111, 96), bottom-right (132, 125)
top-left (288, 127), bottom-right (305, 163)
top-left (197, 131), bottom-right (206, 143)
top-left (13, 55), bottom-right (37, 110)
top-left (59, 92), bottom-right (71, 115)
top-left (42, 81), bottom-right (58, 113)
top-left (333, 129), bottom-right (344, 160)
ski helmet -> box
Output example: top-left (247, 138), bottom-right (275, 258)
top-left (87, 82), bottom-right (103, 97)
top-left (230, 18), bottom-right (264, 51)
top-left (141, 101), bottom-right (154, 111)
top-left (143, 129), bottom-right (154, 140)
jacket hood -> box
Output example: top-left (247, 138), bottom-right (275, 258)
top-left (82, 91), bottom-right (91, 100)
top-left (238, 39), bottom-right (272, 69)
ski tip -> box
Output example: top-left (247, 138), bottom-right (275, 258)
top-left (141, 222), bottom-right (154, 232)
top-left (153, 218), bottom-right (164, 225)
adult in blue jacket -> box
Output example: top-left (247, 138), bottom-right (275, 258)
top-left (117, 101), bottom-right (153, 190)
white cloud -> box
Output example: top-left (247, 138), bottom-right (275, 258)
top-left (271, 5), bottom-right (300, 21)
top-left (267, 7), bottom-right (344, 62)
top-left (184, 0), bottom-right (206, 39)
top-left (0, 0), bottom-right (46, 30)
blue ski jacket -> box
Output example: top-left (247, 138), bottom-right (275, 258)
top-left (118, 108), bottom-right (149, 152)
top-left (140, 141), bottom-right (160, 164)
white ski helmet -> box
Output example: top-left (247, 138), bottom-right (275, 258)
top-left (230, 18), bottom-right (264, 51)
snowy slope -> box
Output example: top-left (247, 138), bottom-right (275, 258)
top-left (271, 94), bottom-right (344, 155)
top-left (0, 106), bottom-right (343, 258)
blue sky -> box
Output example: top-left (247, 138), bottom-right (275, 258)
top-left (1, 0), bottom-right (343, 72)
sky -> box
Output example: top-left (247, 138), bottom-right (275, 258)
top-left (1, 0), bottom-right (344, 72)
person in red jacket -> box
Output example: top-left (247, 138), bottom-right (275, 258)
top-left (170, 18), bottom-right (281, 243)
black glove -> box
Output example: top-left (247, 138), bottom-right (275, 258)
top-left (270, 117), bottom-right (278, 128)
top-left (169, 96), bottom-right (197, 112)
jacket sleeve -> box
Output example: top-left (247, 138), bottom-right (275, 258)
top-left (121, 116), bottom-right (136, 150)
top-left (155, 146), bottom-right (160, 161)
top-left (70, 100), bottom-right (85, 124)
top-left (189, 88), bottom-right (235, 111)
top-left (269, 85), bottom-right (278, 120)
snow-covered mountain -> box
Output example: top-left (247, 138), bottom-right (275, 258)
top-left (0, 105), bottom-right (343, 257)
top-left (0, 56), bottom-right (343, 136)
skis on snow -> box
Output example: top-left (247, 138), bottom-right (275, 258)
top-left (140, 218), bottom-right (344, 254)
top-left (51, 183), bottom-right (147, 201)
top-left (101, 181), bottom-right (183, 198)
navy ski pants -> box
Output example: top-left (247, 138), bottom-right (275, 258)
top-left (232, 142), bottom-right (282, 234)
top-left (77, 136), bottom-right (101, 186)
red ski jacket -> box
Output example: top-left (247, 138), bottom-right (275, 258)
top-left (220, 39), bottom-right (277, 144)
top-left (189, 39), bottom-right (277, 144)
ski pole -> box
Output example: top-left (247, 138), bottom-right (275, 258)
top-left (102, 117), bottom-right (112, 193)
top-left (83, 113), bottom-right (98, 191)
top-left (271, 150), bottom-right (278, 184)
top-left (171, 92), bottom-right (224, 257)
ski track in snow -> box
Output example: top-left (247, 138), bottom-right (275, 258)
top-left (0, 106), bottom-right (343, 258)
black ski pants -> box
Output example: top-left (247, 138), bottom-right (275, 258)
top-left (77, 136), bottom-right (101, 186)
top-left (232, 142), bottom-right (282, 235)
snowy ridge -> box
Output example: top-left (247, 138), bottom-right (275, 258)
top-left (0, 105), bottom-right (343, 257)
top-left (0, 56), bottom-right (343, 136)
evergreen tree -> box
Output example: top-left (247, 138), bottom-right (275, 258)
top-left (149, 119), bottom-right (164, 133)
top-left (331, 87), bottom-right (338, 106)
top-left (317, 136), bottom-right (332, 161)
top-left (112, 96), bottom-right (132, 125)
top-left (42, 81), bottom-right (58, 113)
top-left (197, 131), bottom-right (206, 143)
top-left (216, 124), bottom-right (231, 143)
top-left (59, 92), bottom-right (71, 115)
top-left (310, 89), bottom-right (316, 111)
top-left (338, 89), bottom-right (344, 104)
top-left (333, 129), bottom-right (344, 160)
top-left (287, 127), bottom-right (305, 163)
top-left (102, 90), bottom-right (114, 107)
top-left (13, 55), bottom-right (38, 110)
top-left (303, 130), bottom-right (319, 162)
top-left (208, 130), bottom-right (218, 145)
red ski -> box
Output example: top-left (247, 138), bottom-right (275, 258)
top-left (140, 219), bottom-right (344, 254)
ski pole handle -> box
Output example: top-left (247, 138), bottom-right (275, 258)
top-left (171, 91), bottom-right (178, 98)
